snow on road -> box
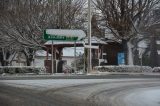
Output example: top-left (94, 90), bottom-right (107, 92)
top-left (0, 79), bottom-right (151, 90)
top-left (0, 78), bottom-right (160, 106)
top-left (124, 87), bottom-right (160, 106)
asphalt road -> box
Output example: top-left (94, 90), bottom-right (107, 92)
top-left (0, 75), bottom-right (160, 106)
top-left (1, 73), bottom-right (160, 80)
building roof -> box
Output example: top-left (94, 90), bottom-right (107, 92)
top-left (84, 36), bottom-right (106, 44)
top-left (44, 36), bottom-right (107, 46)
top-left (44, 40), bottom-right (83, 45)
top-left (35, 50), bottom-right (51, 57)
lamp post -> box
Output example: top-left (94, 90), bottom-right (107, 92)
top-left (87, 0), bottom-right (92, 73)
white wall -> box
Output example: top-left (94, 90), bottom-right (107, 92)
top-left (34, 57), bottom-right (45, 67)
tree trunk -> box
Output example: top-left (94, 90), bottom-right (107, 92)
top-left (23, 50), bottom-right (33, 66)
top-left (26, 54), bottom-right (33, 66)
top-left (127, 41), bottom-right (134, 65)
top-left (0, 50), bottom-right (3, 66)
top-left (133, 48), bottom-right (140, 65)
top-left (26, 58), bottom-right (32, 66)
top-left (150, 34), bottom-right (158, 67)
top-left (0, 48), bottom-right (11, 66)
top-left (122, 39), bottom-right (128, 65)
top-left (121, 39), bottom-right (134, 65)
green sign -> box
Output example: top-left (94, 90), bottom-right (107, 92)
top-left (44, 30), bottom-right (78, 41)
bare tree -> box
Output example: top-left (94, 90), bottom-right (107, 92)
top-left (0, 0), bottom-right (86, 66)
top-left (132, 7), bottom-right (160, 67)
top-left (93, 0), bottom-right (160, 65)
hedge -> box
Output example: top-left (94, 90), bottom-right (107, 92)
top-left (152, 67), bottom-right (160, 73)
top-left (0, 66), bottom-right (46, 74)
top-left (94, 65), bottom-right (153, 73)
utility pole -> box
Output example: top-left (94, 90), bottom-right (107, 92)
top-left (51, 40), bottom-right (54, 74)
top-left (87, 0), bottom-right (92, 73)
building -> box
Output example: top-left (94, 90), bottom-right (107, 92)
top-left (43, 36), bottom-right (107, 73)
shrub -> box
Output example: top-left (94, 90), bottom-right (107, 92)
top-left (0, 67), bottom-right (4, 74)
top-left (94, 65), bottom-right (153, 73)
top-left (0, 66), bottom-right (46, 74)
top-left (152, 67), bottom-right (160, 73)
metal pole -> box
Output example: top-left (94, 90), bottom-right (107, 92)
top-left (84, 48), bottom-right (85, 74)
top-left (51, 40), bottom-right (54, 74)
top-left (74, 41), bottom-right (77, 73)
top-left (54, 47), bottom-right (57, 73)
top-left (141, 57), bottom-right (142, 66)
top-left (88, 0), bottom-right (92, 73)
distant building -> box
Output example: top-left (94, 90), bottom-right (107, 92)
top-left (34, 50), bottom-right (51, 67)
top-left (11, 52), bottom-right (27, 66)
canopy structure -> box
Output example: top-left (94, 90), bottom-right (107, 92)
top-left (44, 36), bottom-right (107, 73)
top-left (44, 29), bottom-right (86, 41)
top-left (44, 36), bottom-right (107, 47)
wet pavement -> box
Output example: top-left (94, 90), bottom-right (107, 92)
top-left (0, 76), bottom-right (160, 106)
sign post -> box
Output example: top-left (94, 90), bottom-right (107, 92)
top-left (43, 29), bottom-right (86, 74)
top-left (51, 40), bottom-right (54, 74)
top-left (74, 41), bottom-right (77, 73)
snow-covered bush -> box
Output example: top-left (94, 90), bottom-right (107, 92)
top-left (152, 67), bottom-right (160, 73)
top-left (0, 67), bottom-right (4, 74)
top-left (94, 65), bottom-right (153, 73)
top-left (0, 66), bottom-right (46, 74)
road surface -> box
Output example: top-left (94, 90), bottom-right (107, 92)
top-left (0, 76), bottom-right (160, 106)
